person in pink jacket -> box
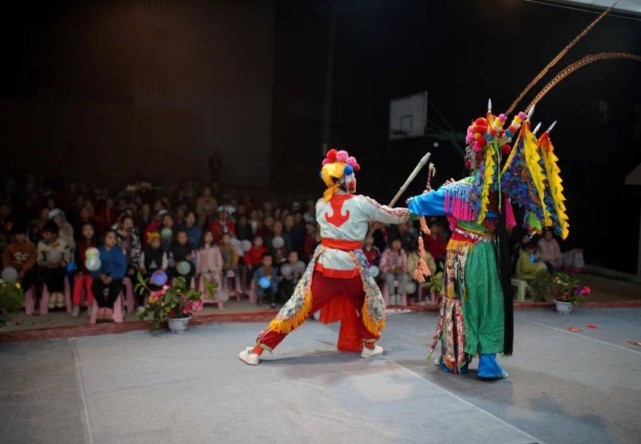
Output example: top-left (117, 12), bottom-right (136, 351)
top-left (195, 230), bottom-right (223, 299)
top-left (379, 237), bottom-right (410, 306)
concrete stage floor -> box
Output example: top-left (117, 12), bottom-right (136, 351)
top-left (1, 308), bottom-right (640, 444)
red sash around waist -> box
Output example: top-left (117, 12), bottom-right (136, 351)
top-left (321, 238), bottom-right (363, 251)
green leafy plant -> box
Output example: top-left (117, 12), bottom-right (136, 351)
top-left (426, 262), bottom-right (444, 296)
top-left (135, 273), bottom-right (204, 332)
top-left (530, 271), bottom-right (591, 304)
top-left (201, 277), bottom-right (219, 300)
top-left (0, 279), bottom-right (24, 327)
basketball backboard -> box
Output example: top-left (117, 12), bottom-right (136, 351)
top-left (389, 91), bottom-right (428, 140)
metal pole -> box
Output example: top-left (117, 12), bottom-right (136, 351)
top-left (321, 0), bottom-right (337, 156)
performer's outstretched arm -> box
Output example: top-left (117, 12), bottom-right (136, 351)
top-left (406, 187), bottom-right (447, 217)
top-left (358, 196), bottom-right (410, 225)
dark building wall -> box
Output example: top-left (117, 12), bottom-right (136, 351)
top-left (0, 0), bottom-right (273, 187)
top-left (271, 0), bottom-right (641, 272)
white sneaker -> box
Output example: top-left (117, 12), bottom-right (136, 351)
top-left (48, 294), bottom-right (56, 309)
top-left (361, 344), bottom-right (384, 358)
top-left (72, 305), bottom-right (80, 317)
top-left (56, 293), bottom-right (65, 308)
top-left (239, 347), bottom-right (261, 365)
top-left (86, 305), bottom-right (93, 316)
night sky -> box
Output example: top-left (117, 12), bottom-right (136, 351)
top-left (2, 0), bottom-right (641, 272)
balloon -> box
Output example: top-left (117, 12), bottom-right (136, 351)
top-left (235, 246), bottom-right (244, 256)
top-left (272, 236), bottom-right (284, 249)
top-left (177, 261), bottom-right (191, 276)
top-left (241, 240), bottom-right (252, 252)
top-left (216, 289), bottom-right (230, 302)
top-left (85, 256), bottom-right (102, 272)
top-left (294, 261), bottom-right (306, 274)
top-left (150, 270), bottom-right (168, 286)
top-left (281, 264), bottom-right (293, 278)
top-left (368, 265), bottom-right (379, 278)
top-left (85, 247), bottom-right (99, 258)
top-left (161, 228), bottom-right (173, 240)
top-left (1, 267), bottom-right (18, 283)
top-left (66, 261), bottom-right (76, 273)
top-left (230, 237), bottom-right (241, 247)
top-left (405, 282), bottom-right (417, 294)
top-left (258, 276), bottom-right (271, 289)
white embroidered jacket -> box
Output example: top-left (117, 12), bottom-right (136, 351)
top-left (315, 192), bottom-right (409, 278)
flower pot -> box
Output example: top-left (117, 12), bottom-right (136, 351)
top-left (167, 316), bottom-right (191, 332)
top-left (553, 299), bottom-right (573, 315)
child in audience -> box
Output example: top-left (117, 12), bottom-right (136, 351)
top-left (169, 228), bottom-right (195, 282)
top-left (3, 225), bottom-right (38, 303)
top-left (138, 232), bottom-right (168, 307)
top-left (184, 211), bottom-right (202, 247)
top-left (243, 236), bottom-right (267, 285)
top-left (210, 209), bottom-right (236, 243)
top-left (160, 213), bottom-right (175, 252)
top-left (91, 229), bottom-right (127, 318)
top-left (72, 222), bottom-right (97, 316)
top-left (113, 214), bottom-right (141, 279)
top-left (277, 251), bottom-right (302, 304)
top-left (268, 220), bottom-right (291, 265)
top-left (537, 228), bottom-right (562, 272)
top-left (195, 230), bottom-right (223, 292)
top-left (49, 208), bottom-right (76, 253)
top-left (516, 240), bottom-right (548, 281)
top-left (425, 218), bottom-right (447, 264)
top-left (254, 252), bottom-right (279, 308)
top-left (219, 232), bottom-right (240, 292)
top-left (256, 215), bottom-right (274, 240)
top-left (37, 221), bottom-right (72, 309)
top-left (363, 234), bottom-right (381, 266)
top-left (380, 237), bottom-right (410, 306)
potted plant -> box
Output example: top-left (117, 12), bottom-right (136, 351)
top-left (0, 278), bottom-right (24, 328)
top-left (531, 271), bottom-right (591, 314)
top-left (425, 264), bottom-right (444, 305)
top-left (136, 274), bottom-right (204, 332)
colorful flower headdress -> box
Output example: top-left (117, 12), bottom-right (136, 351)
top-left (320, 148), bottom-right (360, 201)
top-left (462, 104), bottom-right (530, 223)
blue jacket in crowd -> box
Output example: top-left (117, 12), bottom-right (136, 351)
top-left (92, 246), bottom-right (127, 280)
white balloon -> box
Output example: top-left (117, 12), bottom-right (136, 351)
top-left (1, 267), bottom-right (18, 283)
top-left (216, 289), bottom-right (230, 302)
top-left (368, 265), bottom-right (379, 278)
top-left (85, 247), bottom-right (99, 258)
top-left (272, 236), bottom-right (284, 249)
top-left (405, 282), bottom-right (417, 294)
top-left (241, 240), bottom-right (252, 252)
top-left (85, 256), bottom-right (102, 272)
top-left (161, 228), bottom-right (173, 240)
top-left (235, 246), bottom-right (244, 256)
top-left (294, 261), bottom-right (306, 274)
top-left (281, 264), bottom-right (293, 278)
top-left (230, 237), bottom-right (241, 247)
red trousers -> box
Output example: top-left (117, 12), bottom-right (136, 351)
top-left (73, 274), bottom-right (95, 305)
top-left (256, 271), bottom-right (379, 351)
